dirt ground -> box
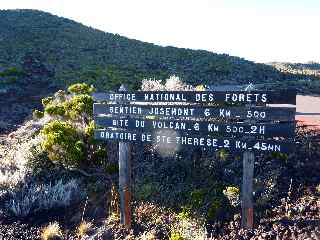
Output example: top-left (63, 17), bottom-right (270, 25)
top-left (295, 95), bottom-right (320, 129)
top-left (270, 95), bottom-right (320, 129)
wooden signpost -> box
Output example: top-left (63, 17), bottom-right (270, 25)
top-left (93, 86), bottom-right (296, 229)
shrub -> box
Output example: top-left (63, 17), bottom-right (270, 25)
top-left (195, 85), bottom-right (206, 91)
top-left (164, 76), bottom-right (187, 91)
top-left (134, 202), bottom-right (165, 227)
top-left (63, 94), bottom-right (93, 120)
top-left (0, 67), bottom-right (25, 77)
top-left (44, 104), bottom-right (65, 116)
top-left (68, 83), bottom-right (95, 95)
top-left (85, 120), bottom-right (95, 142)
top-left (25, 140), bottom-right (55, 174)
top-left (141, 75), bottom-right (189, 91)
top-left (53, 90), bottom-right (67, 102)
top-left (271, 152), bottom-right (289, 161)
top-left (190, 189), bottom-right (206, 208)
top-left (141, 79), bottom-right (165, 91)
top-left (41, 120), bottom-right (85, 167)
top-left (316, 184), bottom-right (320, 194)
top-left (77, 221), bottom-right (93, 238)
top-left (33, 109), bottom-right (44, 119)
top-left (170, 232), bottom-right (184, 240)
top-left (207, 198), bottom-right (223, 220)
top-left (42, 90), bottom-right (93, 122)
top-left (136, 182), bottom-right (158, 201)
top-left (42, 96), bottom-right (54, 107)
top-left (105, 163), bottom-right (118, 175)
top-left (178, 206), bottom-right (192, 220)
top-left (217, 149), bottom-right (229, 161)
top-left (223, 186), bottom-right (240, 207)
top-left (5, 179), bottom-right (82, 217)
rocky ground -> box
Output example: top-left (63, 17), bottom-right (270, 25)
top-left (209, 190), bottom-right (320, 240)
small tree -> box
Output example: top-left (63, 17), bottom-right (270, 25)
top-left (41, 120), bottom-right (85, 167)
top-left (68, 83), bottom-right (95, 95)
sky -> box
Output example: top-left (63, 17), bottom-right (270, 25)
top-left (1, 0), bottom-right (320, 63)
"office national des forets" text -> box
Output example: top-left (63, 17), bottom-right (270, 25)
top-left (108, 92), bottom-right (268, 103)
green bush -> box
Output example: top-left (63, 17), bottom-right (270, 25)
top-left (136, 182), bottom-right (158, 201)
top-left (85, 120), bottom-right (95, 144)
top-left (41, 120), bottom-right (85, 167)
top-left (271, 152), bottom-right (289, 161)
top-left (33, 109), bottom-right (44, 119)
top-left (0, 67), bottom-right (26, 77)
top-left (170, 232), bottom-right (185, 240)
top-left (223, 186), bottom-right (240, 196)
top-left (178, 206), bottom-right (192, 220)
top-left (68, 83), bottom-right (95, 95)
top-left (190, 189), bottom-right (206, 208)
top-left (63, 94), bottom-right (93, 120)
top-left (44, 104), bottom-right (65, 116)
top-left (223, 186), bottom-right (240, 207)
top-left (54, 90), bottom-right (67, 102)
top-left (26, 143), bottom-right (55, 174)
top-left (38, 83), bottom-right (99, 170)
top-left (207, 198), bottom-right (223, 220)
top-left (42, 90), bottom-right (93, 121)
top-left (105, 162), bottom-right (118, 175)
top-left (41, 96), bottom-right (54, 107)
top-left (217, 149), bottom-right (229, 161)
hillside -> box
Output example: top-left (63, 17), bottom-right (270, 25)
top-left (270, 62), bottom-right (320, 76)
top-left (2, 9), bottom-right (319, 95)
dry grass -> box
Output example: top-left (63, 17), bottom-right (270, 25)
top-left (41, 222), bottom-right (63, 240)
top-left (105, 212), bottom-right (120, 226)
top-left (76, 221), bottom-right (93, 239)
top-left (141, 75), bottom-right (192, 91)
top-left (5, 178), bottom-right (81, 217)
top-left (0, 117), bottom-right (52, 189)
top-left (139, 231), bottom-right (157, 240)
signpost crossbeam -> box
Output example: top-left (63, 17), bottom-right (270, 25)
top-left (94, 129), bottom-right (295, 153)
top-left (94, 103), bottom-right (296, 121)
top-left (94, 117), bottom-right (296, 137)
top-left (93, 90), bottom-right (296, 104)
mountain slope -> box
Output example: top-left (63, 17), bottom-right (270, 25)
top-left (1, 9), bottom-right (320, 95)
top-left (0, 9), bottom-right (292, 91)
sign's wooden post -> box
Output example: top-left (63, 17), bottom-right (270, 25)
top-left (241, 150), bottom-right (254, 228)
top-left (118, 85), bottom-right (132, 228)
top-left (242, 85), bottom-right (255, 229)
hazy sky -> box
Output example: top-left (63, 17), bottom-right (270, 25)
top-left (1, 0), bottom-right (319, 63)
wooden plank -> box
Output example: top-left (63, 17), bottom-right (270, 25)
top-left (94, 129), bottom-right (295, 153)
top-left (95, 117), bottom-right (296, 137)
top-left (94, 103), bottom-right (296, 121)
top-left (93, 90), bottom-right (296, 104)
